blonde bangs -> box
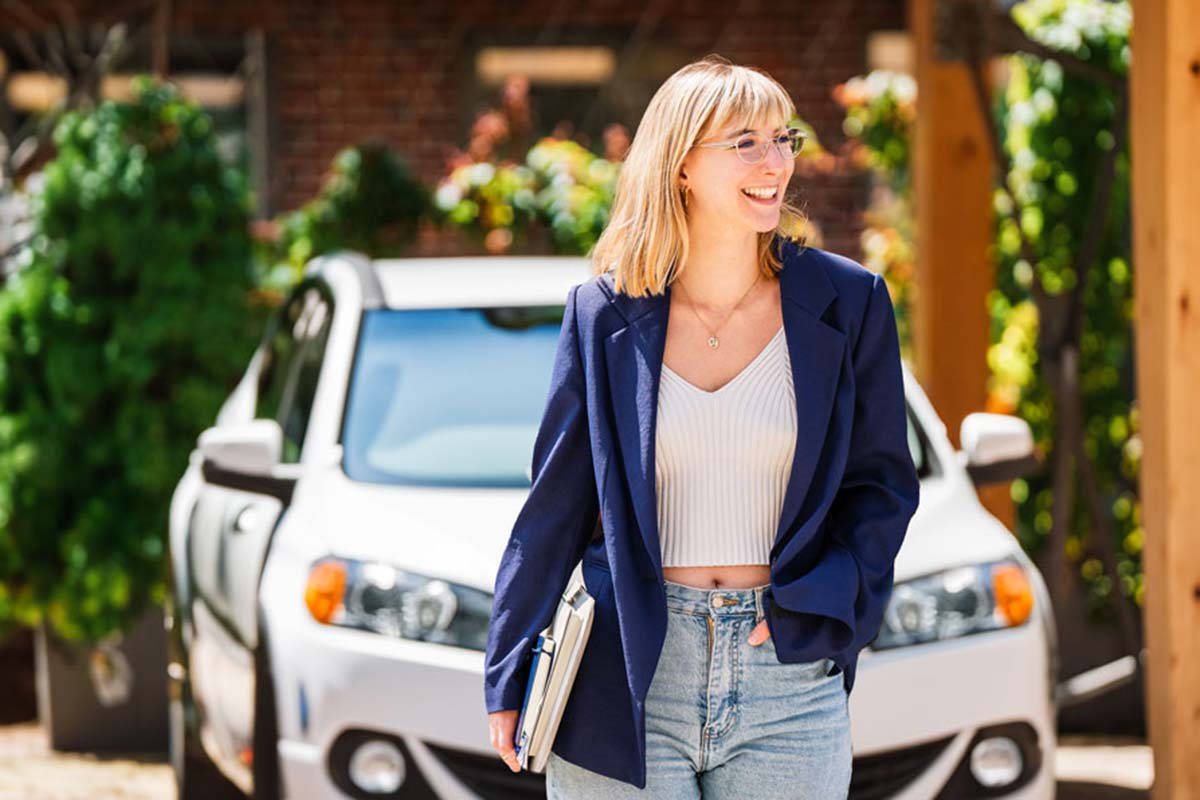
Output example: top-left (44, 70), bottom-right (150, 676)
top-left (590, 55), bottom-right (809, 298)
top-left (698, 69), bottom-right (795, 144)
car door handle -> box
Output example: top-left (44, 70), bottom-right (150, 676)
top-left (231, 505), bottom-right (264, 535)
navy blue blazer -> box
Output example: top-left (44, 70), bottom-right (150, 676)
top-left (484, 238), bottom-right (921, 789)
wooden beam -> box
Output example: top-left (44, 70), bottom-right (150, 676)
top-left (1129, 0), bottom-right (1200, 794)
top-left (152, 0), bottom-right (171, 81)
top-left (908, 0), bottom-right (1010, 525)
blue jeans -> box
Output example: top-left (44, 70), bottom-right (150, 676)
top-left (547, 579), bottom-right (852, 798)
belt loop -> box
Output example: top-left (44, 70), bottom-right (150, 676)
top-left (754, 586), bottom-right (764, 623)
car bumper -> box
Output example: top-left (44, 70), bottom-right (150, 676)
top-left (847, 618), bottom-right (1056, 799)
top-left (262, 558), bottom-right (1053, 799)
top-left (262, 563), bottom-right (530, 799)
top-left (268, 628), bottom-right (1054, 799)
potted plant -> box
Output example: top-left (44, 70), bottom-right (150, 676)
top-left (0, 75), bottom-right (264, 750)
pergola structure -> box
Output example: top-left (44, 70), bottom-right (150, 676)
top-left (1127, 0), bottom-right (1200, 794)
top-left (909, 0), bottom-right (1197, 794)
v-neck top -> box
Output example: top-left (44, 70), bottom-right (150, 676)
top-left (655, 326), bottom-right (797, 567)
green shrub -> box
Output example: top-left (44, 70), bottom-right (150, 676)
top-left (268, 141), bottom-right (430, 284)
top-left (0, 76), bottom-right (263, 643)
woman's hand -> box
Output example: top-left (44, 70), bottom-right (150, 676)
top-left (489, 622), bottom-right (769, 772)
top-left (489, 710), bottom-right (522, 772)
top-left (747, 619), bottom-right (770, 645)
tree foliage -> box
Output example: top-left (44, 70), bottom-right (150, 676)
top-left (993, 0), bottom-right (1137, 621)
top-left (838, 0), bottom-right (1138, 640)
top-left (270, 140), bottom-right (430, 277)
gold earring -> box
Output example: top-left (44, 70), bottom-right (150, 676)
top-left (681, 185), bottom-right (690, 209)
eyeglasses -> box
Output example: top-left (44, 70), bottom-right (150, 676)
top-left (695, 127), bottom-right (807, 165)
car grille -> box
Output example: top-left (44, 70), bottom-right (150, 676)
top-left (849, 734), bottom-right (956, 799)
top-left (426, 734), bottom-right (956, 799)
top-left (424, 741), bottom-right (547, 800)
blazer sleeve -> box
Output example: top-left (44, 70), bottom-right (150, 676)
top-left (765, 271), bottom-right (920, 659)
top-left (484, 283), bottom-right (600, 714)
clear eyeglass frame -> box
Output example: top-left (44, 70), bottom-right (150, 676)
top-left (695, 127), bottom-right (808, 165)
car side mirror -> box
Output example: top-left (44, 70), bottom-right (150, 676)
top-left (959, 412), bottom-right (1041, 485)
top-left (197, 419), bottom-right (283, 476)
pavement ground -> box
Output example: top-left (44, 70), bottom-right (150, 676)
top-left (0, 723), bottom-right (1154, 799)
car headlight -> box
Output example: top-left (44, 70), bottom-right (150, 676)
top-left (304, 557), bottom-right (491, 651)
top-left (871, 557), bottom-right (1035, 651)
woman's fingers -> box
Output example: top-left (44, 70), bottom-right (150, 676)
top-left (748, 619), bottom-right (770, 645)
top-left (489, 710), bottom-right (522, 772)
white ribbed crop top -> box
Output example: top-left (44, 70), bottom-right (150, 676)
top-left (655, 326), bottom-right (798, 567)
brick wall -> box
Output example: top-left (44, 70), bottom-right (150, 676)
top-left (170, 0), bottom-right (906, 261)
top-left (2, 1), bottom-right (906, 260)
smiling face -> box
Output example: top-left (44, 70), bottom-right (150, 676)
top-left (679, 117), bottom-right (796, 235)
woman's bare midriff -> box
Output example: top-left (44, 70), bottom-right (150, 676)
top-left (662, 563), bottom-right (771, 590)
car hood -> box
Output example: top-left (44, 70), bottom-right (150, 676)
top-left (294, 469), bottom-right (1022, 596)
top-left (892, 474), bottom-right (1023, 583)
top-left (293, 468), bottom-right (533, 594)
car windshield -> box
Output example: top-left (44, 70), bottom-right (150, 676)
top-left (341, 305), bottom-right (567, 487)
top-left (341, 304), bottom-right (935, 488)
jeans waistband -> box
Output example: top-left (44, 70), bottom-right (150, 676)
top-left (662, 579), bottom-right (769, 618)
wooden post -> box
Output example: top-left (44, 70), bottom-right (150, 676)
top-left (1129, 0), bottom-right (1200, 795)
top-left (153, 0), bottom-right (172, 81)
top-left (908, 0), bottom-right (1011, 525)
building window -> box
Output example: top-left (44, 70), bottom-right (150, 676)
top-left (465, 38), bottom-right (691, 152)
top-left (1, 31), bottom-right (272, 216)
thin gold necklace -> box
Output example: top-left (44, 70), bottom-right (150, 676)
top-left (674, 271), bottom-right (762, 350)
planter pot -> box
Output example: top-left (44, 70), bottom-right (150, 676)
top-left (34, 604), bottom-right (169, 753)
top-left (0, 627), bottom-right (37, 723)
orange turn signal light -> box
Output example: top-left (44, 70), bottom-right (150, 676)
top-left (305, 559), bottom-right (347, 624)
top-left (992, 562), bottom-right (1034, 626)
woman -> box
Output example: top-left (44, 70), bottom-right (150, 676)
top-left (485, 54), bottom-right (920, 798)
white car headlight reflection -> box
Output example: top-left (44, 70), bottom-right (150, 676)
top-left (304, 557), bottom-right (492, 651)
top-left (872, 558), bottom-right (1035, 651)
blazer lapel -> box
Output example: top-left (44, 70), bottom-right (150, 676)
top-left (602, 244), bottom-right (846, 584)
top-left (772, 257), bottom-right (846, 557)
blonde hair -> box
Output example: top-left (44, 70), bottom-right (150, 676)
top-left (590, 54), bottom-right (809, 297)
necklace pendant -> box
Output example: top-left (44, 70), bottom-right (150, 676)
top-left (707, 335), bottom-right (720, 349)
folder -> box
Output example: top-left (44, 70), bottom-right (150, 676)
top-left (514, 565), bottom-right (596, 773)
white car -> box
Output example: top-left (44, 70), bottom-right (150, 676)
top-left (168, 251), bottom-right (1061, 799)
